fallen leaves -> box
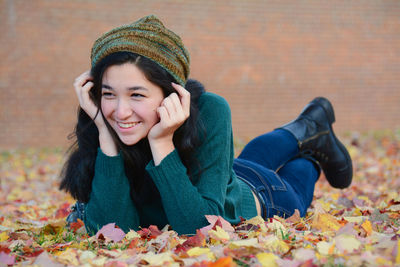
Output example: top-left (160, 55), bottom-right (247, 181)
top-left (0, 131), bottom-right (399, 266)
top-left (96, 223), bottom-right (126, 243)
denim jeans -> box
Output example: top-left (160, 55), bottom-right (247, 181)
top-left (233, 129), bottom-right (319, 219)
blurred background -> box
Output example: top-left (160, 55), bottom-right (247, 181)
top-left (1, 0), bottom-right (399, 150)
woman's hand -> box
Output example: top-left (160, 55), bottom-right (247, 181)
top-left (74, 71), bottom-right (105, 129)
top-left (74, 71), bottom-right (118, 156)
top-left (148, 82), bottom-right (191, 165)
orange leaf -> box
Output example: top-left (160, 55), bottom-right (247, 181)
top-left (69, 218), bottom-right (84, 233)
top-left (209, 257), bottom-right (234, 267)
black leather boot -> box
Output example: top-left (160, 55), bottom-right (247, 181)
top-left (279, 97), bottom-right (352, 188)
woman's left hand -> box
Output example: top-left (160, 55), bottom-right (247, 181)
top-left (148, 83), bottom-right (190, 164)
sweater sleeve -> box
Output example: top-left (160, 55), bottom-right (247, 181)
top-left (84, 148), bottom-right (140, 234)
top-left (146, 92), bottom-right (245, 234)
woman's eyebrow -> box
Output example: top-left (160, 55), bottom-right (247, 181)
top-left (102, 84), bottom-right (114, 90)
top-left (128, 86), bottom-right (148, 91)
top-left (101, 84), bottom-right (148, 91)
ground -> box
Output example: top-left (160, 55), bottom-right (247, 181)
top-left (0, 130), bottom-right (399, 266)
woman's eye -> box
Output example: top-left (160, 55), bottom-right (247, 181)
top-left (131, 93), bottom-right (144, 98)
top-left (102, 92), bottom-right (114, 98)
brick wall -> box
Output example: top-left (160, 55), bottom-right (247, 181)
top-left (1, 0), bottom-right (399, 149)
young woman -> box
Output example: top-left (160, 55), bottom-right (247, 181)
top-left (60, 15), bottom-right (352, 235)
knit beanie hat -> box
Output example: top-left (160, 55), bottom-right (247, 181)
top-left (91, 15), bottom-right (190, 86)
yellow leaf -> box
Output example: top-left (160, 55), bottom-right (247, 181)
top-left (229, 238), bottom-right (258, 248)
top-left (358, 196), bottom-right (370, 202)
top-left (92, 257), bottom-right (107, 266)
top-left (141, 251), bottom-right (174, 266)
top-left (396, 240), bottom-right (400, 265)
top-left (312, 213), bottom-right (341, 232)
top-left (79, 250), bottom-right (96, 264)
top-left (57, 248), bottom-right (80, 266)
top-left (331, 193), bottom-right (340, 201)
top-left (376, 257), bottom-right (393, 266)
top-left (334, 234), bottom-right (361, 253)
top-left (125, 230), bottom-right (140, 240)
top-left (266, 219), bottom-right (287, 239)
top-left (317, 200), bottom-right (332, 211)
top-left (245, 216), bottom-right (265, 225)
top-left (316, 241), bottom-right (335, 255)
top-left (353, 208), bottom-right (362, 216)
top-left (18, 205), bottom-right (27, 212)
top-left (343, 216), bottom-right (367, 223)
top-left (256, 253), bottom-right (278, 267)
top-left (187, 247), bottom-right (215, 260)
top-left (0, 232), bottom-right (9, 242)
top-left (209, 226), bottom-right (230, 242)
top-left (245, 216), bottom-right (268, 232)
top-left (361, 220), bottom-right (373, 236)
top-left (260, 235), bottom-right (289, 254)
top-left (388, 204), bottom-right (400, 211)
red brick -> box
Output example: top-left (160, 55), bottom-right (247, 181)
top-left (0, 0), bottom-right (399, 149)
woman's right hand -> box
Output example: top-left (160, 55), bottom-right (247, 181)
top-left (74, 71), bottom-right (106, 129)
top-left (74, 71), bottom-right (118, 156)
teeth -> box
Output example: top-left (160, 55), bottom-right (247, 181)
top-left (118, 122), bottom-right (139, 128)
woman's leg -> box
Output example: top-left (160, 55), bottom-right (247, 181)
top-left (277, 158), bottom-right (319, 214)
top-left (238, 129), bottom-right (299, 171)
top-left (235, 129), bottom-right (319, 218)
top-left (234, 156), bottom-right (319, 218)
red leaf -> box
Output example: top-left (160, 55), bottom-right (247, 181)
top-left (138, 225), bottom-right (162, 239)
top-left (148, 225), bottom-right (163, 237)
top-left (55, 202), bottom-right (71, 219)
top-left (69, 218), bottom-right (85, 233)
top-left (0, 245), bottom-right (11, 254)
top-left (182, 229), bottom-right (206, 247)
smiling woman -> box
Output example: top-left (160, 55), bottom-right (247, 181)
top-left (100, 63), bottom-right (165, 147)
top-left (60, 15), bottom-right (353, 235)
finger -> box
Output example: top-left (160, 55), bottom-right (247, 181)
top-left (171, 82), bottom-right (190, 115)
top-left (167, 93), bottom-right (183, 114)
top-left (74, 71), bottom-right (93, 88)
top-left (157, 106), bottom-right (171, 126)
top-left (81, 81), bottom-right (94, 101)
top-left (162, 96), bottom-right (177, 117)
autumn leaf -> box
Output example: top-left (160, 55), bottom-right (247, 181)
top-left (69, 218), bottom-right (85, 233)
top-left (95, 223), bottom-right (126, 243)
top-left (256, 252), bottom-right (279, 267)
top-left (0, 132), bottom-right (399, 266)
top-left (0, 251), bottom-right (16, 265)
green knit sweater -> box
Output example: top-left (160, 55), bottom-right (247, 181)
top-left (84, 92), bottom-right (257, 235)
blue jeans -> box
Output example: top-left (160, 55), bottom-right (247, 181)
top-left (233, 129), bottom-right (319, 219)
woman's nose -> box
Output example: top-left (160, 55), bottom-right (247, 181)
top-left (116, 99), bottom-right (133, 119)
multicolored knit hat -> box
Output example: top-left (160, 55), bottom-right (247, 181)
top-left (91, 15), bottom-right (190, 86)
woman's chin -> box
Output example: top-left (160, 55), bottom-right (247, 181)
top-left (118, 135), bottom-right (144, 146)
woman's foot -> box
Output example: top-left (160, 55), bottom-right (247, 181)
top-left (279, 97), bottom-right (353, 188)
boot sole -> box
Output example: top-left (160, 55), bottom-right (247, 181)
top-left (311, 97), bottom-right (353, 188)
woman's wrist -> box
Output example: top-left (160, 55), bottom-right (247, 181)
top-left (98, 127), bottom-right (118, 156)
top-left (148, 136), bottom-right (175, 166)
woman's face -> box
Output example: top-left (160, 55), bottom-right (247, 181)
top-left (101, 63), bottom-right (165, 146)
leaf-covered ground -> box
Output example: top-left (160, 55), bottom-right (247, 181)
top-left (1, 131), bottom-right (399, 266)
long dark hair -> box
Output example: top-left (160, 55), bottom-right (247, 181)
top-left (60, 52), bottom-right (205, 204)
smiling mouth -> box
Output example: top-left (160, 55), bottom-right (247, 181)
top-left (117, 122), bottom-right (140, 129)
